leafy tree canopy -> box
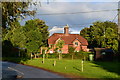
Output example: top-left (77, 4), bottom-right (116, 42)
top-left (55, 39), bottom-right (65, 51)
top-left (80, 21), bottom-right (118, 52)
top-left (2, 2), bottom-right (36, 29)
top-left (3, 19), bottom-right (49, 53)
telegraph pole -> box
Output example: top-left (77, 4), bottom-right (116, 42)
top-left (118, 1), bottom-right (120, 54)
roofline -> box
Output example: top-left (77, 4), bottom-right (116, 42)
top-left (72, 38), bottom-right (81, 44)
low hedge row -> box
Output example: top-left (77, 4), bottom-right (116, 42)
top-left (39, 51), bottom-right (93, 60)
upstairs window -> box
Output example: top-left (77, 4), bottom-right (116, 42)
top-left (75, 42), bottom-right (78, 46)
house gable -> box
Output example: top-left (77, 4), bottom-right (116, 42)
top-left (72, 38), bottom-right (81, 47)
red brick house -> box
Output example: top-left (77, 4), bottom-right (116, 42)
top-left (48, 25), bottom-right (88, 54)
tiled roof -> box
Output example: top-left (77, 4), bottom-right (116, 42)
top-left (48, 33), bottom-right (88, 45)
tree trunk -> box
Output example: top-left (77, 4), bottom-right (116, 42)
top-left (53, 60), bottom-right (56, 66)
top-left (61, 53), bottom-right (62, 59)
top-left (35, 54), bottom-right (36, 59)
top-left (72, 55), bottom-right (73, 60)
top-left (31, 53), bottom-right (32, 59)
top-left (46, 53), bottom-right (48, 59)
top-left (42, 54), bottom-right (45, 63)
top-left (59, 53), bottom-right (60, 60)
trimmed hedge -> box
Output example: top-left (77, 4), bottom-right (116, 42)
top-left (39, 51), bottom-right (93, 60)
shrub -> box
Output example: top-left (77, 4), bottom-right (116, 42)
top-left (62, 54), bottom-right (71, 59)
top-left (39, 51), bottom-right (93, 60)
top-left (62, 51), bottom-right (92, 60)
top-left (48, 53), bottom-right (59, 58)
top-left (39, 53), bottom-right (59, 58)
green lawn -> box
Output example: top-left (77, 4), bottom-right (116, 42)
top-left (23, 58), bottom-right (120, 79)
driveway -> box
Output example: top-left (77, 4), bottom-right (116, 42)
top-left (1, 61), bottom-right (69, 79)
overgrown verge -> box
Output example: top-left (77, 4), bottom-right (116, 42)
top-left (2, 57), bottom-right (29, 63)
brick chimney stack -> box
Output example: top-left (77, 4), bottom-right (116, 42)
top-left (64, 24), bottom-right (69, 35)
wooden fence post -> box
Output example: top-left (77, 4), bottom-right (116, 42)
top-left (53, 60), bottom-right (56, 66)
top-left (81, 59), bottom-right (84, 72)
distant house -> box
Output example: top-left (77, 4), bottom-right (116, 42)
top-left (48, 25), bottom-right (88, 54)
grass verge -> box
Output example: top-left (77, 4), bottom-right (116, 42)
top-left (22, 58), bottom-right (120, 79)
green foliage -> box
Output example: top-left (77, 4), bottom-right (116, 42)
top-left (41, 51), bottom-right (91, 60)
top-left (2, 19), bottom-right (49, 57)
top-left (2, 2), bottom-right (36, 29)
top-left (2, 2), bottom-right (37, 50)
top-left (55, 39), bottom-right (65, 52)
top-left (68, 46), bottom-right (76, 59)
top-left (62, 51), bottom-right (92, 60)
top-left (40, 53), bottom-right (59, 58)
top-left (2, 57), bottom-right (29, 63)
top-left (68, 46), bottom-right (75, 53)
top-left (80, 21), bottom-right (118, 52)
top-left (55, 39), bottom-right (65, 59)
top-left (24, 19), bottom-right (49, 47)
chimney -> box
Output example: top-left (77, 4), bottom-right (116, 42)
top-left (64, 24), bottom-right (69, 35)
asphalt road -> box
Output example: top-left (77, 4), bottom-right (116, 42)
top-left (1, 61), bottom-right (69, 79)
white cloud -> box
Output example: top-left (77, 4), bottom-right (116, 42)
top-left (20, 2), bottom-right (118, 35)
top-left (69, 28), bottom-right (80, 34)
top-left (49, 26), bottom-right (64, 35)
top-left (49, 26), bottom-right (81, 35)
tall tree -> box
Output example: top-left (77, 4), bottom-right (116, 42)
top-left (2, 2), bottom-right (36, 29)
top-left (80, 21), bottom-right (118, 52)
top-left (3, 19), bottom-right (49, 56)
top-left (24, 19), bottom-right (49, 47)
top-left (2, 2), bottom-right (36, 43)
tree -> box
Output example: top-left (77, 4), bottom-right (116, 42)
top-left (68, 46), bottom-right (75, 60)
top-left (24, 19), bottom-right (49, 46)
top-left (2, 2), bottom-right (36, 29)
top-left (2, 2), bottom-right (36, 45)
top-left (80, 21), bottom-right (118, 52)
top-left (3, 19), bottom-right (49, 57)
top-left (55, 39), bottom-right (65, 60)
top-left (80, 27), bottom-right (92, 47)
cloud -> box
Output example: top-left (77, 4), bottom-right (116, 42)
top-left (20, 2), bottom-right (118, 36)
top-left (49, 26), bottom-right (64, 35)
top-left (49, 26), bottom-right (63, 32)
top-left (49, 26), bottom-right (81, 35)
top-left (35, 2), bottom-right (117, 21)
top-left (69, 28), bottom-right (80, 34)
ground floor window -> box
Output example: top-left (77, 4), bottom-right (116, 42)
top-left (50, 50), bottom-right (53, 53)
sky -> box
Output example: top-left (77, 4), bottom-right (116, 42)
top-left (20, 1), bottom-right (119, 36)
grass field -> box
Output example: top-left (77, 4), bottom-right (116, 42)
top-left (23, 58), bottom-right (120, 79)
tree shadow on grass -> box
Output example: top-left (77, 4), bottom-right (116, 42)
top-left (73, 67), bottom-right (81, 72)
top-left (92, 61), bottom-right (120, 76)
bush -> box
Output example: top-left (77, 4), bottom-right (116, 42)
top-left (39, 51), bottom-right (93, 60)
top-left (62, 54), bottom-right (71, 59)
top-left (63, 51), bottom-right (92, 60)
top-left (39, 53), bottom-right (59, 58)
top-left (48, 53), bottom-right (59, 58)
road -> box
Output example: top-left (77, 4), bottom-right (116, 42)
top-left (1, 61), bottom-right (69, 79)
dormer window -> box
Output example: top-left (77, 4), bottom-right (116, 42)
top-left (75, 42), bottom-right (78, 46)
